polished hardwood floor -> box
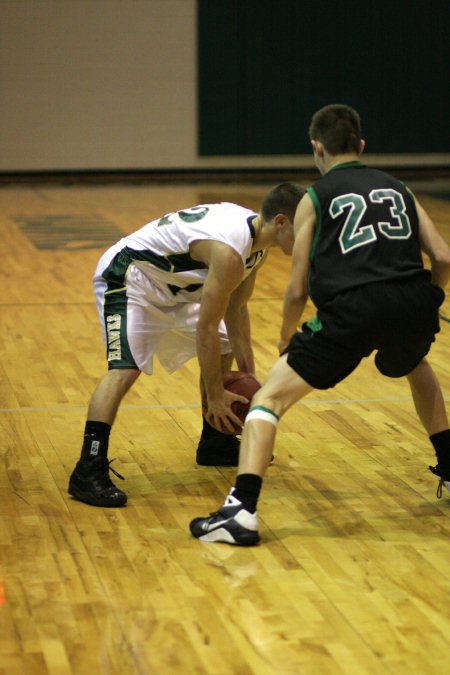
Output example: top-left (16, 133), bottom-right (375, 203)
top-left (0, 177), bottom-right (449, 674)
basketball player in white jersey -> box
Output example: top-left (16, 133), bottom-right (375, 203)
top-left (68, 183), bottom-right (305, 507)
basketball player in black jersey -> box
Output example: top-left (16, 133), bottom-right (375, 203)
top-left (190, 104), bottom-right (450, 546)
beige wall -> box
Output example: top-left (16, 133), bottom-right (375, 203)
top-left (1, 0), bottom-right (199, 171)
top-left (1, 1), bottom-right (448, 172)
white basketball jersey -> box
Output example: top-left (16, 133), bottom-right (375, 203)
top-left (96, 202), bottom-right (266, 303)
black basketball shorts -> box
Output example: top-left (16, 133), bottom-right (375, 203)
top-left (286, 277), bottom-right (445, 389)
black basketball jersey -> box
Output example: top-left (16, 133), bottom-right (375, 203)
top-left (307, 161), bottom-right (427, 307)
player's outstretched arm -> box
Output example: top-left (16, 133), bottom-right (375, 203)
top-left (279, 194), bottom-right (315, 352)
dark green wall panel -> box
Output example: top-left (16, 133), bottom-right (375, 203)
top-left (198, 0), bottom-right (450, 155)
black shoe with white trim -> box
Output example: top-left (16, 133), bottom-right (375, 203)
top-left (189, 490), bottom-right (260, 546)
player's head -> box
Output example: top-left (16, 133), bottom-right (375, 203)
top-left (261, 182), bottom-right (305, 223)
top-left (309, 104), bottom-right (362, 155)
top-left (260, 182), bottom-right (305, 255)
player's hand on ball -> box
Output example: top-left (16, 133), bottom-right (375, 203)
top-left (202, 371), bottom-right (262, 435)
top-left (205, 389), bottom-right (248, 434)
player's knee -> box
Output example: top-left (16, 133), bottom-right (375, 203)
top-left (108, 368), bottom-right (141, 389)
top-left (251, 387), bottom-right (273, 407)
top-left (249, 388), bottom-right (286, 420)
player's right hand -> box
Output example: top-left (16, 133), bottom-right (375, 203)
top-left (205, 389), bottom-right (248, 434)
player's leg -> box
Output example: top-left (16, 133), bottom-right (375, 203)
top-left (190, 355), bottom-right (313, 544)
top-left (87, 368), bottom-right (141, 425)
top-left (68, 270), bottom-right (152, 507)
top-left (80, 368), bottom-right (141, 464)
top-left (237, 355), bottom-right (312, 476)
top-left (68, 368), bottom-right (140, 507)
top-left (190, 293), bottom-right (376, 545)
top-left (196, 351), bottom-right (242, 466)
top-left (406, 358), bottom-right (448, 435)
top-left (406, 358), bottom-right (450, 496)
top-left (376, 277), bottom-right (449, 497)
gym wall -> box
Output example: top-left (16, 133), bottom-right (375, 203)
top-left (1, 0), bottom-right (448, 173)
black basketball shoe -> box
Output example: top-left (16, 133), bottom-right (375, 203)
top-left (189, 490), bottom-right (260, 546)
top-left (429, 463), bottom-right (450, 499)
top-left (196, 434), bottom-right (240, 466)
top-left (68, 457), bottom-right (127, 507)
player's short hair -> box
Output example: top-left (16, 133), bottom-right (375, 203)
top-left (261, 182), bottom-right (305, 222)
top-left (309, 104), bottom-right (361, 154)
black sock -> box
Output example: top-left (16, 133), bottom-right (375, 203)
top-left (233, 473), bottom-right (263, 513)
top-left (80, 421), bottom-right (111, 461)
top-left (430, 429), bottom-right (450, 466)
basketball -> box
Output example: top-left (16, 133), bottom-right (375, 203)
top-left (202, 370), bottom-right (261, 434)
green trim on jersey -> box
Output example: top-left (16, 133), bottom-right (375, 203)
top-left (306, 186), bottom-right (323, 304)
top-left (306, 187), bottom-right (322, 270)
top-left (306, 315), bottom-right (322, 332)
top-left (127, 247), bottom-right (206, 274)
top-left (307, 186), bottom-right (322, 263)
top-left (103, 246), bottom-right (206, 288)
top-left (328, 160), bottom-right (365, 172)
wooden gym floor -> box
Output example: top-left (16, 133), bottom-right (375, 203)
top-left (0, 176), bottom-right (449, 674)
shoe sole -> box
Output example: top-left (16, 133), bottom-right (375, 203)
top-left (196, 527), bottom-right (260, 546)
top-left (190, 517), bottom-right (260, 546)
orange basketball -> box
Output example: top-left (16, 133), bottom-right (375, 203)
top-left (202, 371), bottom-right (261, 434)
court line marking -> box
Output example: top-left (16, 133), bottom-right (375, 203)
top-left (1, 395), bottom-right (450, 414)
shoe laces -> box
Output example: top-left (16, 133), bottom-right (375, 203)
top-left (208, 490), bottom-right (242, 518)
top-left (429, 463), bottom-right (450, 499)
top-left (107, 459), bottom-right (125, 481)
top-left (87, 457), bottom-right (125, 487)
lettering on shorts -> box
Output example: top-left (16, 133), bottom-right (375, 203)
top-left (106, 314), bottom-right (122, 361)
